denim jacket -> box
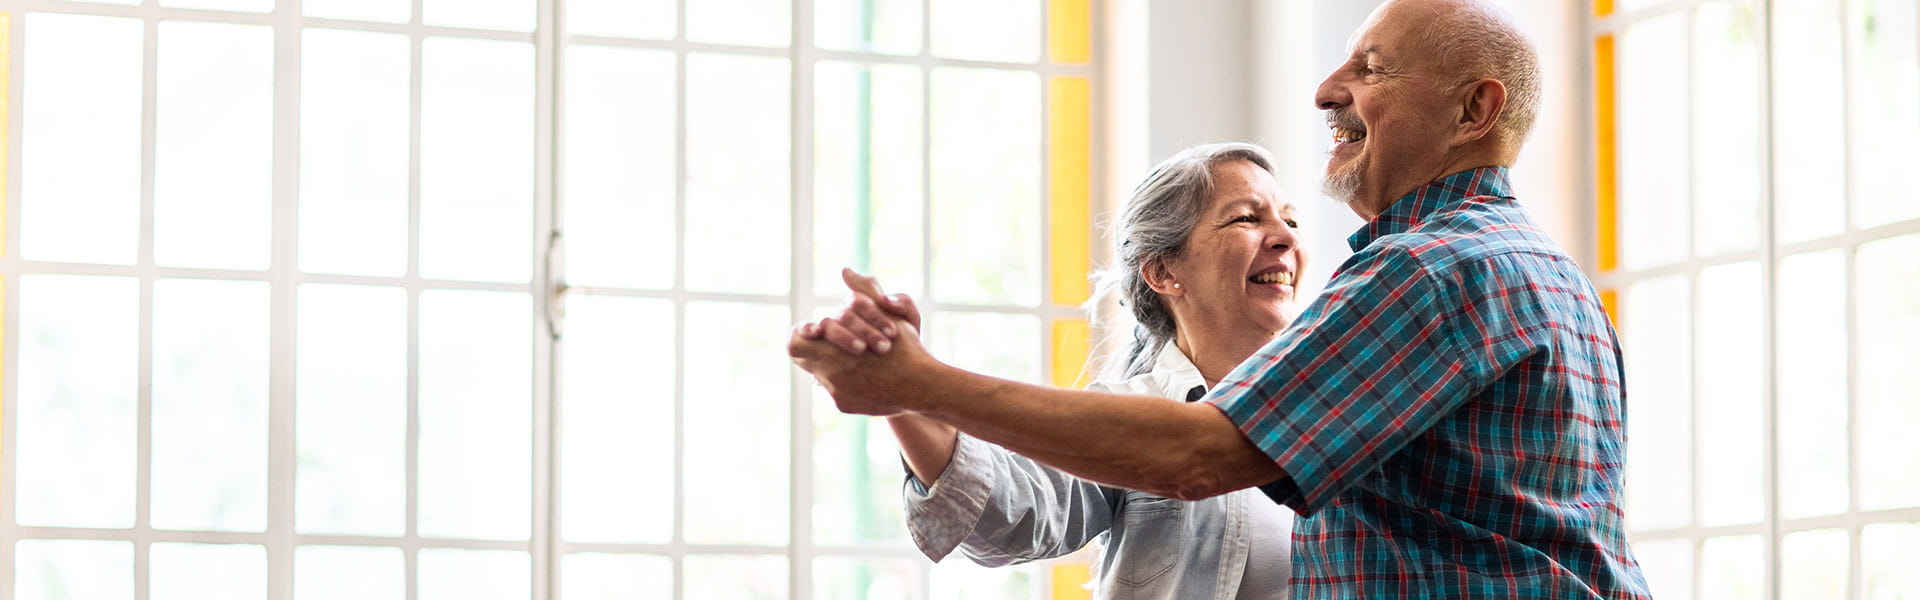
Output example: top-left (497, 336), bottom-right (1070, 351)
top-left (902, 344), bottom-right (1294, 599)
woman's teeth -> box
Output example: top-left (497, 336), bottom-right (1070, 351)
top-left (1250, 272), bottom-right (1294, 285)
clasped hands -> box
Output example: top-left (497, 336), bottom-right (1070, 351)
top-left (789, 269), bottom-right (939, 416)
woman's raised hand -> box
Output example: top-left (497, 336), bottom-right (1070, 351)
top-left (798, 268), bottom-right (921, 355)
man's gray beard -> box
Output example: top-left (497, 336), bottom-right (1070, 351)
top-left (1321, 166), bottom-right (1361, 205)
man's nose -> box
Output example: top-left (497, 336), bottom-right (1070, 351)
top-left (1315, 72), bottom-right (1349, 110)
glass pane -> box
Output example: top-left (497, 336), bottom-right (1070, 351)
top-left (1847, 0), bottom-right (1920, 228)
top-left (418, 549), bottom-right (529, 600)
top-left (160, 0), bottom-right (272, 13)
top-left (22, 14), bottom-right (141, 265)
top-left (152, 279), bottom-right (270, 532)
top-left (1633, 538), bottom-right (1693, 600)
top-left (814, 62), bottom-right (926, 300)
top-left (812, 387), bottom-right (909, 545)
top-left (930, 68), bottom-right (1041, 305)
top-left (1617, 12), bottom-right (1690, 271)
top-left (1777, 250), bottom-right (1850, 518)
top-left (420, 38), bottom-right (534, 284)
top-left (423, 0), bottom-right (533, 32)
top-left (931, 560), bottom-right (1033, 600)
top-left (305, 0), bottom-right (410, 23)
top-left (562, 46), bottom-right (675, 290)
top-left (301, 28), bottom-right (409, 277)
top-left (684, 53), bottom-right (791, 296)
top-left (683, 302), bottom-right (790, 545)
top-left (815, 557), bottom-right (918, 600)
top-left (684, 555), bottom-right (787, 600)
top-left (1857, 235), bottom-right (1920, 510)
top-left (560, 297), bottom-right (675, 544)
top-left (154, 22), bottom-right (273, 270)
top-left (296, 284), bottom-right (407, 536)
top-left (1695, 262), bottom-right (1763, 526)
top-left (686, 0), bottom-right (789, 47)
top-left (1621, 274), bottom-right (1691, 531)
top-left (295, 546), bottom-right (403, 600)
top-left (930, 0), bottom-right (1039, 63)
top-left (419, 290), bottom-right (532, 540)
top-left (816, 0), bottom-right (922, 55)
top-left (1772, 0), bottom-right (1847, 243)
top-left (566, 0), bottom-right (673, 39)
top-left (1690, 1), bottom-right (1762, 256)
top-left (151, 543), bottom-right (266, 600)
top-left (560, 553), bottom-right (672, 599)
top-left (1782, 529), bottom-right (1849, 600)
top-left (1863, 523), bottom-right (1920, 598)
top-left (15, 540), bottom-right (134, 600)
top-left (1698, 535), bottom-right (1764, 600)
top-left (17, 275), bottom-right (138, 528)
top-left (930, 311), bottom-right (1042, 383)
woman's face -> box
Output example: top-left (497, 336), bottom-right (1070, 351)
top-left (1163, 160), bottom-right (1305, 336)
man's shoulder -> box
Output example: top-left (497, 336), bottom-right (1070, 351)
top-left (1386, 198), bottom-right (1570, 271)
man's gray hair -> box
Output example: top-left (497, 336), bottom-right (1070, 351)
top-left (1421, 1), bottom-right (1542, 147)
top-left (1091, 142), bottom-right (1277, 379)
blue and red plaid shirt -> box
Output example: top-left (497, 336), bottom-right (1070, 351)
top-left (1208, 167), bottom-right (1650, 599)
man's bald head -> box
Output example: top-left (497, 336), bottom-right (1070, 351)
top-left (1380, 0), bottom-right (1543, 149)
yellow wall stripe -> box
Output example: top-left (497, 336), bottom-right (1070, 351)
top-left (1600, 288), bottom-right (1621, 331)
top-left (1049, 562), bottom-right (1092, 600)
top-left (1050, 318), bottom-right (1090, 389)
top-left (1594, 0), bottom-right (1615, 17)
top-left (1047, 0), bottom-right (1091, 64)
top-left (2, 13), bottom-right (10, 258)
top-left (1048, 75), bottom-right (1092, 307)
top-left (1594, 34), bottom-right (1619, 273)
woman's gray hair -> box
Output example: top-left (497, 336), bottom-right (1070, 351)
top-left (1091, 142), bottom-right (1277, 379)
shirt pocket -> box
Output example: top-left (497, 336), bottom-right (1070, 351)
top-left (1105, 492), bottom-right (1185, 592)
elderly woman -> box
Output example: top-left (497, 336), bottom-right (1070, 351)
top-left (799, 143), bottom-right (1307, 599)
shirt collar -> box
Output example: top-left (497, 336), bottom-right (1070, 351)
top-left (1150, 340), bottom-right (1208, 400)
top-left (1347, 167), bottom-right (1514, 251)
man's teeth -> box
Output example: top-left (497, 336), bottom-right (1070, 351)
top-left (1250, 272), bottom-right (1294, 285)
top-left (1332, 128), bottom-right (1367, 143)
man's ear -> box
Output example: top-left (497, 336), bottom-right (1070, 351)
top-left (1453, 77), bottom-right (1508, 145)
top-left (1141, 259), bottom-right (1183, 297)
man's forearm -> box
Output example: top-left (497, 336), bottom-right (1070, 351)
top-left (910, 362), bottom-right (1287, 500)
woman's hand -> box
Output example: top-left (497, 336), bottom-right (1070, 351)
top-left (797, 269), bottom-right (921, 355)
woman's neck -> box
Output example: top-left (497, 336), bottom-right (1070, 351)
top-left (1173, 326), bottom-right (1280, 388)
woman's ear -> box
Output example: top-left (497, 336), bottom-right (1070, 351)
top-left (1142, 259), bottom-right (1183, 297)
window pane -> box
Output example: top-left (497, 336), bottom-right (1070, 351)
top-left (1777, 250), bottom-right (1850, 518)
top-left (1690, 1), bottom-right (1762, 256)
top-left (684, 555), bottom-right (787, 599)
top-left (816, 0), bottom-right (922, 55)
top-left (685, 53), bottom-right (790, 296)
top-left (423, 0), bottom-right (533, 32)
top-left (565, 0), bottom-right (673, 39)
top-left (296, 284), bottom-right (407, 536)
top-left (154, 21), bottom-right (273, 270)
top-left (1772, 0), bottom-right (1847, 243)
top-left (560, 553), bottom-right (672, 599)
top-left (1696, 262), bottom-right (1763, 526)
top-left (301, 28), bottom-right (409, 277)
top-left (1617, 12), bottom-right (1690, 271)
top-left (420, 38), bottom-right (534, 284)
top-left (22, 14), bottom-right (141, 265)
top-left (17, 275), bottom-right (138, 528)
top-left (1846, 0), bottom-right (1920, 228)
top-left (1863, 523), bottom-right (1920, 598)
top-left (812, 387), bottom-right (908, 545)
top-left (419, 549), bottom-right (529, 600)
top-left (419, 290), bottom-right (532, 540)
top-left (815, 557), bottom-right (918, 600)
top-left (151, 543), bottom-right (266, 600)
top-left (930, 0), bottom-right (1039, 63)
top-left (560, 296), bottom-right (675, 544)
top-left (930, 68), bottom-right (1041, 305)
top-left (1621, 274), bottom-right (1692, 531)
top-left (295, 546), bottom-right (403, 600)
top-left (160, 0), bottom-right (272, 13)
top-left (1782, 529), bottom-right (1849, 600)
top-left (683, 302), bottom-right (790, 546)
top-left (152, 279), bottom-right (269, 532)
top-left (1857, 235), bottom-right (1920, 510)
top-left (931, 560), bottom-right (1033, 600)
top-left (1632, 538), bottom-right (1693, 600)
top-left (930, 312), bottom-right (1042, 384)
top-left (15, 540), bottom-right (133, 600)
top-left (686, 0), bottom-right (789, 47)
top-left (305, 0), bottom-right (410, 23)
top-left (814, 62), bottom-right (925, 299)
top-left (562, 45), bottom-right (675, 290)
top-left (1699, 535), bottom-right (1764, 600)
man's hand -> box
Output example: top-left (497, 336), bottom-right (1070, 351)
top-left (798, 269), bottom-right (922, 355)
top-left (788, 269), bottom-right (940, 416)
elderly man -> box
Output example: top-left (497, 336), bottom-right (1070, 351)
top-left (791, 0), bottom-right (1650, 597)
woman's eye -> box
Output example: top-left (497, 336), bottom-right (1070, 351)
top-left (1284, 219), bottom-right (1301, 229)
top-left (1232, 215), bottom-right (1257, 224)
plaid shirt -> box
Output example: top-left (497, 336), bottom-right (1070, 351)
top-left (1209, 167), bottom-right (1650, 599)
